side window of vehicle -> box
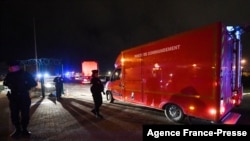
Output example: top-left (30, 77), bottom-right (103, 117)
top-left (111, 69), bottom-right (121, 81)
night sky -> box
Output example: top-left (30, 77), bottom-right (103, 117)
top-left (1, 0), bottom-right (250, 73)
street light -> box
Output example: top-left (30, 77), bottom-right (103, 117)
top-left (107, 71), bottom-right (112, 76)
top-left (33, 17), bottom-right (38, 75)
top-left (241, 59), bottom-right (248, 76)
top-left (241, 59), bottom-right (246, 69)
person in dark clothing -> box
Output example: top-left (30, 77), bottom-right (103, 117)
top-left (40, 75), bottom-right (45, 98)
top-left (53, 74), bottom-right (63, 100)
top-left (90, 70), bottom-right (105, 118)
top-left (3, 60), bottom-right (37, 138)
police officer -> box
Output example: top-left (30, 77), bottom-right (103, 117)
top-left (40, 75), bottom-right (45, 98)
top-left (53, 74), bottom-right (63, 100)
top-left (90, 70), bottom-right (104, 118)
top-left (3, 60), bottom-right (37, 138)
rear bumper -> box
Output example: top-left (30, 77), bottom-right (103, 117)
top-left (220, 112), bottom-right (241, 124)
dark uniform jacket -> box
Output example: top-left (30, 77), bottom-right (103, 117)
top-left (90, 77), bottom-right (104, 94)
top-left (4, 70), bottom-right (37, 98)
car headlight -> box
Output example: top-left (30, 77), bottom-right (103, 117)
top-left (44, 83), bottom-right (54, 88)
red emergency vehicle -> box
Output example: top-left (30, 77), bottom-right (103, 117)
top-left (81, 61), bottom-right (98, 84)
top-left (104, 22), bottom-right (246, 124)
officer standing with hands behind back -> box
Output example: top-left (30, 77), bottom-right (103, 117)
top-left (3, 60), bottom-right (37, 138)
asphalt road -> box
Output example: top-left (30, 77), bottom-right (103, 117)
top-left (232, 93), bottom-right (250, 125)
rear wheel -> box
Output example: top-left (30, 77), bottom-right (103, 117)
top-left (164, 104), bottom-right (184, 123)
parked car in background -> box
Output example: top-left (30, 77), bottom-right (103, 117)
top-left (37, 74), bottom-right (56, 93)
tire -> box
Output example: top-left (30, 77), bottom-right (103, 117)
top-left (164, 104), bottom-right (185, 123)
top-left (106, 91), bottom-right (114, 103)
